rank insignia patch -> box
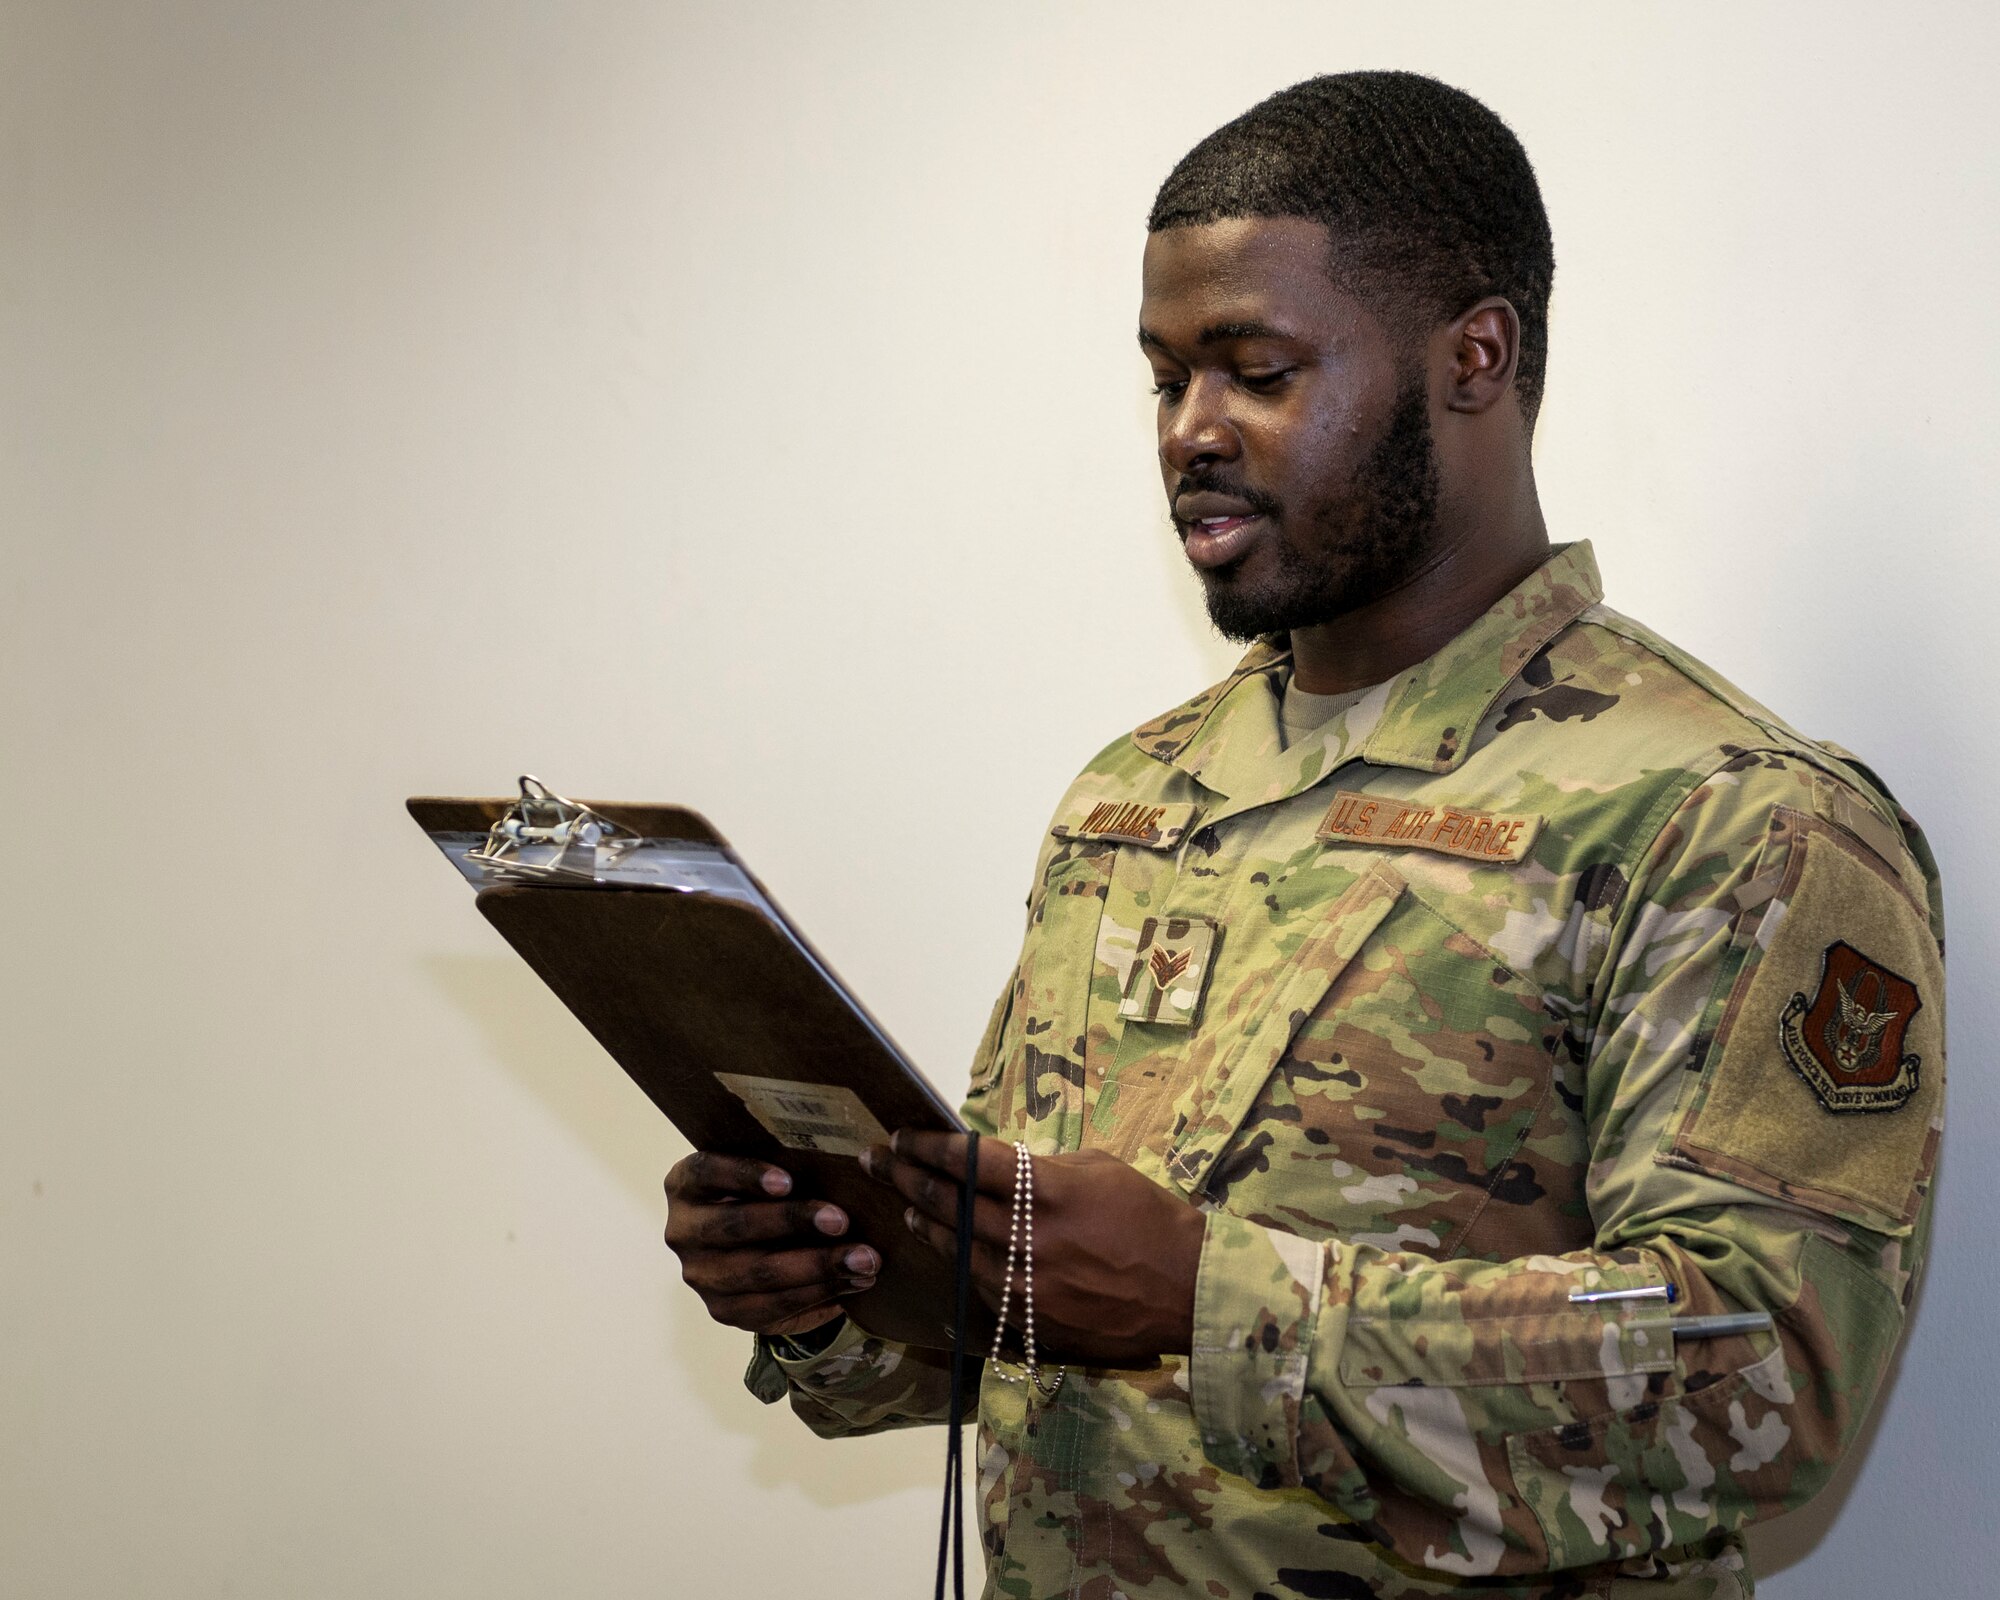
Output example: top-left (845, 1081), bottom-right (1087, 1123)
top-left (1119, 915), bottom-right (1220, 1028)
top-left (1780, 940), bottom-right (1924, 1113)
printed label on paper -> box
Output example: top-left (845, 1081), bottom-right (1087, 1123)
top-left (714, 1074), bottom-right (891, 1156)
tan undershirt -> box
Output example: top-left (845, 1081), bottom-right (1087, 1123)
top-left (1278, 677), bottom-right (1376, 749)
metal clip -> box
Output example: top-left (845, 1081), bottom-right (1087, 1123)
top-left (463, 775), bottom-right (637, 883)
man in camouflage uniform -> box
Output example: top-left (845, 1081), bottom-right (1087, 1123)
top-left (665, 73), bottom-right (1943, 1598)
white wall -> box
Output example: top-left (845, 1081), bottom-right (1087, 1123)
top-left (5, 2), bottom-right (1993, 1593)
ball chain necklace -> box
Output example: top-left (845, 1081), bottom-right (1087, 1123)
top-left (986, 1140), bottom-right (1066, 1398)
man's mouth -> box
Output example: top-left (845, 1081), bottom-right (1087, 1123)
top-left (1181, 512), bottom-right (1266, 570)
top-left (1175, 488), bottom-right (1274, 571)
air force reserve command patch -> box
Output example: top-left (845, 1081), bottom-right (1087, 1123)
top-left (1781, 940), bottom-right (1924, 1113)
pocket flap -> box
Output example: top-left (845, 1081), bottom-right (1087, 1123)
top-left (1165, 859), bottom-right (1405, 1196)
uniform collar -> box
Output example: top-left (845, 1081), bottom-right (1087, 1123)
top-left (1130, 541), bottom-right (1604, 794)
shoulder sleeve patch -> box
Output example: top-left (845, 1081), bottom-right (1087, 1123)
top-left (1666, 818), bottom-right (1944, 1234)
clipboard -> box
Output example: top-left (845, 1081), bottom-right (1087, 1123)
top-left (409, 778), bottom-right (980, 1351)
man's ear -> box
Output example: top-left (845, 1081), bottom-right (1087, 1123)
top-left (1441, 297), bottom-right (1520, 414)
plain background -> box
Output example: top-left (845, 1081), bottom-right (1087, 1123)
top-left (4, 2), bottom-right (1993, 1594)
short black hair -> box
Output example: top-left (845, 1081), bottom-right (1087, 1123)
top-left (1149, 72), bottom-right (1555, 423)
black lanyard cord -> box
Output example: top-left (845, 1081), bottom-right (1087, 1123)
top-left (935, 1131), bottom-right (979, 1600)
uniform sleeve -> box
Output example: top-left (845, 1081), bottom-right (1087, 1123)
top-left (1188, 756), bottom-right (1945, 1576)
top-left (741, 965), bottom-right (1018, 1433)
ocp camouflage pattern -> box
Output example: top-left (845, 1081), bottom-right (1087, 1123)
top-left (746, 541), bottom-right (1945, 1599)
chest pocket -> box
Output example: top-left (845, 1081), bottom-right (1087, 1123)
top-left (1170, 864), bottom-right (1579, 1262)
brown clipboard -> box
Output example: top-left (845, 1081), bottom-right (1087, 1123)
top-left (409, 787), bottom-right (981, 1352)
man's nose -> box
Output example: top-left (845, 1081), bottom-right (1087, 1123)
top-left (1159, 373), bottom-right (1241, 476)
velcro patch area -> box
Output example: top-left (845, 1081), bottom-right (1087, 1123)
top-left (1052, 799), bottom-right (1201, 850)
top-left (1315, 789), bottom-right (1541, 864)
top-left (1670, 821), bottom-right (1944, 1232)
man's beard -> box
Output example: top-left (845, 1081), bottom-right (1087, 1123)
top-left (1196, 377), bottom-right (1442, 644)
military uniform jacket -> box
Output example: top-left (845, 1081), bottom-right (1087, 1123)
top-left (747, 542), bottom-right (1945, 1600)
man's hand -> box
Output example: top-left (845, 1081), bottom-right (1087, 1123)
top-left (663, 1152), bottom-right (881, 1338)
top-left (863, 1132), bottom-right (1205, 1367)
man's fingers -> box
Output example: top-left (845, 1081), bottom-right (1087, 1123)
top-left (866, 1145), bottom-right (1012, 1244)
top-left (903, 1204), bottom-right (955, 1261)
top-left (901, 1207), bottom-right (1012, 1304)
top-left (664, 1197), bottom-right (848, 1248)
top-left (879, 1131), bottom-right (1015, 1196)
top-left (679, 1242), bottom-right (880, 1298)
top-left (665, 1150), bottom-right (793, 1201)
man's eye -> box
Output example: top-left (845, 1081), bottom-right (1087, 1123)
top-left (1150, 379), bottom-right (1186, 401)
top-left (1240, 368), bottom-right (1295, 391)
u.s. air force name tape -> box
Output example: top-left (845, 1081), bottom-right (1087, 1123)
top-left (1316, 790), bottom-right (1542, 864)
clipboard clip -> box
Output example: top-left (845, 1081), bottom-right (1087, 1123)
top-left (463, 775), bottom-right (638, 883)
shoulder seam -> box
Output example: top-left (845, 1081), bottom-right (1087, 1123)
top-left (1578, 605), bottom-right (1900, 821)
top-left (1579, 605), bottom-right (1787, 742)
